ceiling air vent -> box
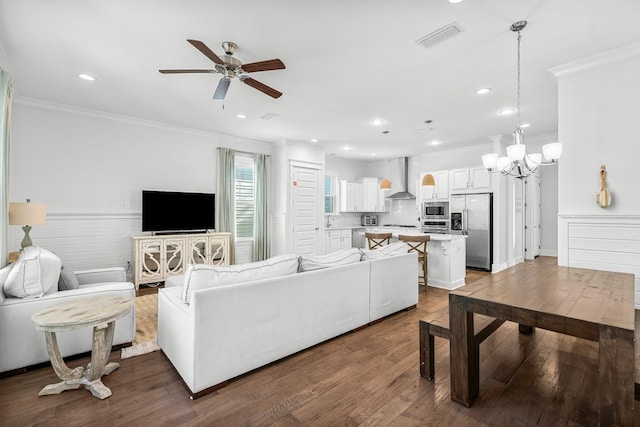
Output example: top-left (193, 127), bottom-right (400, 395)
top-left (416, 22), bottom-right (463, 49)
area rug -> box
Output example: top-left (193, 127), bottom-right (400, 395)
top-left (120, 292), bottom-right (160, 359)
top-left (121, 339), bottom-right (160, 359)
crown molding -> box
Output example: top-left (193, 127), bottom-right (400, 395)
top-left (549, 41), bottom-right (640, 77)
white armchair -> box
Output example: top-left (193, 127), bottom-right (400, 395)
top-left (0, 265), bottom-right (136, 375)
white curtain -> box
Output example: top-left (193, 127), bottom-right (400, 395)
top-left (0, 69), bottom-right (13, 267)
top-left (217, 147), bottom-right (236, 264)
top-left (253, 153), bottom-right (269, 261)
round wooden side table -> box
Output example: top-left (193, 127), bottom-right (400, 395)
top-left (31, 295), bottom-right (133, 399)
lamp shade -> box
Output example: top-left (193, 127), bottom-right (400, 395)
top-left (379, 178), bottom-right (391, 190)
top-left (526, 152), bottom-right (542, 169)
top-left (482, 153), bottom-right (498, 170)
top-left (9, 202), bottom-right (47, 226)
top-left (497, 156), bottom-right (512, 172)
top-left (542, 142), bottom-right (562, 161)
top-left (421, 173), bottom-right (436, 187)
top-left (506, 143), bottom-right (526, 161)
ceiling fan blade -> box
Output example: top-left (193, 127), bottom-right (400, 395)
top-left (213, 78), bottom-right (231, 100)
top-left (241, 59), bottom-right (286, 73)
top-left (159, 69), bottom-right (214, 74)
top-left (242, 77), bottom-right (282, 98)
top-left (187, 39), bottom-right (224, 65)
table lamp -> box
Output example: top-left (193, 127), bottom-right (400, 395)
top-left (9, 199), bottom-right (47, 249)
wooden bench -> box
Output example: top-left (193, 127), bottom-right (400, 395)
top-left (419, 306), bottom-right (505, 380)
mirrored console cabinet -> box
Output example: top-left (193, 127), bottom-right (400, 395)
top-left (132, 232), bottom-right (231, 292)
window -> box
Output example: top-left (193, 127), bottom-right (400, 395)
top-left (235, 155), bottom-right (255, 238)
top-left (324, 175), bottom-right (338, 215)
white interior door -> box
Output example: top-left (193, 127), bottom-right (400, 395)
top-left (290, 165), bottom-right (321, 256)
top-left (524, 175), bottom-right (541, 260)
top-left (514, 179), bottom-right (525, 264)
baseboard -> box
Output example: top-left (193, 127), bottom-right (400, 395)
top-left (540, 249), bottom-right (558, 257)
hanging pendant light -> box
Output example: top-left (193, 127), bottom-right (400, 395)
top-left (380, 130), bottom-right (392, 190)
top-left (422, 121), bottom-right (436, 187)
top-left (380, 177), bottom-right (392, 190)
top-left (482, 21), bottom-right (562, 178)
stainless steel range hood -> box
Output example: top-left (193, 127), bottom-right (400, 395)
top-left (386, 157), bottom-right (416, 200)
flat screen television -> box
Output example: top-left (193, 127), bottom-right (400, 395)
top-left (142, 190), bottom-right (215, 233)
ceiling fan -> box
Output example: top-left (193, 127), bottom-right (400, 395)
top-left (159, 39), bottom-right (285, 100)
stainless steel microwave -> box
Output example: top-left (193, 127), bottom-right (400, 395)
top-left (422, 201), bottom-right (449, 220)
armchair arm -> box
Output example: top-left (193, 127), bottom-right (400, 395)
top-left (74, 266), bottom-right (126, 285)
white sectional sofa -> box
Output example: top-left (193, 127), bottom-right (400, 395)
top-left (158, 248), bottom-right (418, 397)
top-left (0, 247), bottom-right (136, 375)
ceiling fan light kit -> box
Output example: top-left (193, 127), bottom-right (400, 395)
top-left (159, 39), bottom-right (285, 100)
top-left (482, 21), bottom-right (562, 178)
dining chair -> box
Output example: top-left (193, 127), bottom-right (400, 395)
top-left (365, 232), bottom-right (392, 250)
top-left (398, 234), bottom-right (430, 289)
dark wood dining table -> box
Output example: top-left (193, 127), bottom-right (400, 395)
top-left (449, 259), bottom-right (635, 425)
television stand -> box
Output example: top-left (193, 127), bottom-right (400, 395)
top-left (132, 232), bottom-right (231, 293)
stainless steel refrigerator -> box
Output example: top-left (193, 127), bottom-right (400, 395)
top-left (449, 193), bottom-right (493, 271)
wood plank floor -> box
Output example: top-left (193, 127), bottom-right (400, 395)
top-left (0, 257), bottom-right (635, 426)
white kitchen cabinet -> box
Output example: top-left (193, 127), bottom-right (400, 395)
top-left (450, 167), bottom-right (491, 193)
top-left (324, 229), bottom-right (352, 254)
top-left (362, 177), bottom-right (386, 212)
top-left (419, 170), bottom-right (449, 200)
top-left (339, 180), bottom-right (363, 212)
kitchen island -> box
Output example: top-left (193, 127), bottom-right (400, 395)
top-left (367, 227), bottom-right (466, 290)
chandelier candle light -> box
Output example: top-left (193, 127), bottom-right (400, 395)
top-left (482, 21), bottom-right (562, 178)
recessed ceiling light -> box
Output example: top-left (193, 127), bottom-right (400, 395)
top-left (475, 87), bottom-right (491, 95)
top-left (342, 145), bottom-right (352, 151)
top-left (371, 153), bottom-right (377, 156)
top-left (499, 108), bottom-right (516, 116)
top-left (520, 123), bottom-right (531, 128)
top-left (430, 140), bottom-right (441, 146)
top-left (310, 138), bottom-right (318, 143)
top-left (78, 73), bottom-right (96, 81)
top-left (236, 113), bottom-right (246, 119)
top-left (371, 119), bottom-right (384, 126)
top-left (448, 0), bottom-right (464, 3)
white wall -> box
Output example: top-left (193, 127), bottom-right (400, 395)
top-left (324, 156), bottom-right (369, 180)
top-left (552, 43), bottom-right (640, 305)
top-left (11, 99), bottom-right (272, 214)
top-left (554, 48), bottom-right (640, 217)
top-left (9, 99), bottom-right (272, 270)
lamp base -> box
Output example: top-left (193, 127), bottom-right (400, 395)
top-left (20, 225), bottom-right (33, 249)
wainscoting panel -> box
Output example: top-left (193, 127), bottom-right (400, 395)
top-left (235, 239), bottom-right (254, 264)
top-left (10, 213), bottom-right (142, 280)
top-left (560, 215), bottom-right (640, 308)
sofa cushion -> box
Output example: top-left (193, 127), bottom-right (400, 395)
top-left (361, 242), bottom-right (409, 260)
top-left (0, 263), bottom-right (13, 304)
top-left (3, 246), bottom-right (62, 299)
top-left (299, 248), bottom-right (362, 272)
top-left (58, 266), bottom-right (80, 291)
top-left (181, 254), bottom-right (300, 304)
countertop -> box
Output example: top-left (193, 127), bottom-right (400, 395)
top-left (365, 227), bottom-right (466, 241)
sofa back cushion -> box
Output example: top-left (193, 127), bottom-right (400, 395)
top-left (3, 246), bottom-right (62, 299)
top-left (0, 263), bottom-right (12, 304)
top-left (299, 248), bottom-right (362, 272)
top-left (181, 254), bottom-right (300, 304)
top-left (361, 241), bottom-right (409, 260)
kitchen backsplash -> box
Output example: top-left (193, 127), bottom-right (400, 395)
top-left (327, 199), bottom-right (420, 228)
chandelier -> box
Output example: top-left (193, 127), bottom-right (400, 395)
top-left (482, 21), bottom-right (562, 178)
